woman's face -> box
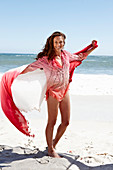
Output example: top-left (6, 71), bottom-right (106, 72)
top-left (53, 36), bottom-right (65, 53)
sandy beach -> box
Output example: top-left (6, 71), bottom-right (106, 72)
top-left (0, 95), bottom-right (113, 170)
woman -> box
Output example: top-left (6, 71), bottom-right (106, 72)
top-left (22, 31), bottom-right (97, 158)
top-left (0, 31), bottom-right (98, 158)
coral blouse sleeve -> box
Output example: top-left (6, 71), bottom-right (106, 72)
top-left (21, 57), bottom-right (47, 74)
top-left (69, 52), bottom-right (88, 62)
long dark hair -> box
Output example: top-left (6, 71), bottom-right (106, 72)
top-left (36, 31), bottom-right (66, 60)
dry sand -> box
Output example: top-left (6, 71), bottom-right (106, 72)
top-left (0, 95), bottom-right (113, 170)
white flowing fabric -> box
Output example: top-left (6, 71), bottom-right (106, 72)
top-left (11, 65), bottom-right (47, 112)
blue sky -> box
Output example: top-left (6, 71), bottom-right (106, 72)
top-left (0, 0), bottom-right (113, 55)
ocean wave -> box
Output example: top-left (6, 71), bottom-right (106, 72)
top-left (86, 59), bottom-right (96, 62)
top-left (102, 61), bottom-right (107, 63)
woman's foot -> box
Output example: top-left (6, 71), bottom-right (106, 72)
top-left (48, 148), bottom-right (61, 158)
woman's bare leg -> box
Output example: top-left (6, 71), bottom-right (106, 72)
top-left (53, 92), bottom-right (70, 148)
top-left (46, 95), bottom-right (60, 158)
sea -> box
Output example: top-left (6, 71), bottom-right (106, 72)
top-left (0, 53), bottom-right (113, 95)
top-left (0, 53), bottom-right (113, 74)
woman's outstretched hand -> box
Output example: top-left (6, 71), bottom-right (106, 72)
top-left (81, 40), bottom-right (98, 57)
top-left (92, 40), bottom-right (98, 48)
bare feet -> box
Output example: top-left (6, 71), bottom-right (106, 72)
top-left (48, 148), bottom-right (61, 158)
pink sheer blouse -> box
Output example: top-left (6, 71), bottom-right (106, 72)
top-left (25, 50), bottom-right (88, 101)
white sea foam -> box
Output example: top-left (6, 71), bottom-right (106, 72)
top-left (70, 74), bottom-right (113, 95)
top-left (0, 73), bottom-right (3, 80)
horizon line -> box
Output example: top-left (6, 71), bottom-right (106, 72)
top-left (0, 52), bottom-right (113, 56)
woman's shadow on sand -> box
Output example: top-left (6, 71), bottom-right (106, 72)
top-left (0, 145), bottom-right (113, 170)
top-left (62, 153), bottom-right (113, 170)
top-left (0, 145), bottom-right (45, 169)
